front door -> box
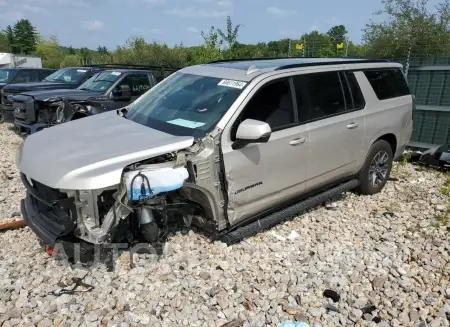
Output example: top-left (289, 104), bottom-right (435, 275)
top-left (221, 77), bottom-right (309, 226)
top-left (293, 71), bottom-right (365, 190)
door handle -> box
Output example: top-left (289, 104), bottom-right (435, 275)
top-left (289, 137), bottom-right (306, 146)
top-left (347, 122), bottom-right (359, 129)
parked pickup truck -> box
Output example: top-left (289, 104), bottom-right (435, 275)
top-left (11, 65), bottom-right (179, 134)
top-left (0, 68), bottom-right (56, 123)
top-left (1, 66), bottom-right (104, 124)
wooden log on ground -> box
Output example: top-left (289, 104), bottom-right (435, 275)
top-left (0, 219), bottom-right (26, 231)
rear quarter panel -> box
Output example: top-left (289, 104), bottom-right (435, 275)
top-left (355, 71), bottom-right (413, 165)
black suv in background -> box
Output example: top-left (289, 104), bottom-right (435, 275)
top-left (12, 65), bottom-right (179, 134)
top-left (0, 68), bottom-right (55, 123)
top-left (1, 67), bottom-right (104, 124)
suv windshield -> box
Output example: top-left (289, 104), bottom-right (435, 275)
top-left (44, 68), bottom-right (90, 84)
top-left (126, 72), bottom-right (245, 138)
top-left (0, 69), bottom-right (16, 83)
top-left (78, 71), bottom-right (121, 92)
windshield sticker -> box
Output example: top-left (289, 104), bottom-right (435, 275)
top-left (167, 118), bottom-right (205, 129)
top-left (218, 79), bottom-right (247, 89)
top-left (77, 69), bottom-right (87, 73)
top-left (111, 72), bottom-right (121, 76)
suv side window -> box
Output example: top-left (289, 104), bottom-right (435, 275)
top-left (119, 74), bottom-right (151, 97)
top-left (233, 78), bottom-right (295, 138)
top-left (12, 70), bottom-right (32, 83)
top-left (364, 69), bottom-right (410, 100)
top-left (341, 71), bottom-right (365, 110)
top-left (294, 72), bottom-right (346, 121)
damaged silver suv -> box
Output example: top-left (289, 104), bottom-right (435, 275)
top-left (16, 58), bottom-right (413, 246)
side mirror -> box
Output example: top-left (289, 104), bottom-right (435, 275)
top-left (232, 119), bottom-right (272, 150)
top-left (113, 85), bottom-right (131, 101)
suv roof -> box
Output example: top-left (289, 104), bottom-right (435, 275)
top-left (180, 57), bottom-right (403, 82)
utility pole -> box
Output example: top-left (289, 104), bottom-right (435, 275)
top-left (345, 37), bottom-right (349, 57)
top-left (288, 39), bottom-right (291, 57)
top-left (303, 38), bottom-right (307, 57)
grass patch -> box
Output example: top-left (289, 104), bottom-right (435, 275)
top-left (439, 173), bottom-right (450, 195)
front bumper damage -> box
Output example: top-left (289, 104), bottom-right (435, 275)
top-left (14, 97), bottom-right (105, 134)
top-left (0, 105), bottom-right (15, 123)
top-left (19, 136), bottom-right (228, 246)
top-left (20, 173), bottom-right (77, 245)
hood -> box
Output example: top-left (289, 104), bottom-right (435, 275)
top-left (3, 82), bottom-right (75, 92)
top-left (19, 89), bottom-right (102, 101)
top-left (16, 111), bottom-right (194, 190)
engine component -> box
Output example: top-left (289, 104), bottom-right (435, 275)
top-left (137, 206), bottom-right (160, 243)
top-left (124, 167), bottom-right (189, 201)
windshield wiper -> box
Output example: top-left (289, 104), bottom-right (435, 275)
top-left (79, 88), bottom-right (91, 92)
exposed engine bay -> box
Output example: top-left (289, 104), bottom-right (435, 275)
top-left (52, 136), bottom-right (227, 246)
top-left (37, 98), bottom-right (106, 126)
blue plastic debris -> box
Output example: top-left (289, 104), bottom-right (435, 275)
top-left (277, 321), bottom-right (310, 327)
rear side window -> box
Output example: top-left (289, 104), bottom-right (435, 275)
top-left (342, 71), bottom-right (365, 109)
top-left (293, 72), bottom-right (346, 121)
top-left (364, 69), bottom-right (410, 100)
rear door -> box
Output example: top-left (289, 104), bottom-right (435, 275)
top-left (295, 71), bottom-right (366, 191)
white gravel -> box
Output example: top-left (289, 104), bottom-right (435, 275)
top-left (0, 123), bottom-right (449, 327)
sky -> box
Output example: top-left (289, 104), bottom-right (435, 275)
top-left (0, 0), bottom-right (443, 50)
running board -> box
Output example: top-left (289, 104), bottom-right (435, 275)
top-left (220, 179), bottom-right (360, 245)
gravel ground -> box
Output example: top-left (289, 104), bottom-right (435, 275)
top-left (0, 123), bottom-right (449, 327)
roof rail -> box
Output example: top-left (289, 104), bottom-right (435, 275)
top-left (275, 59), bottom-right (391, 71)
top-left (84, 63), bottom-right (182, 71)
top-left (208, 56), bottom-right (391, 66)
top-left (208, 56), bottom-right (306, 64)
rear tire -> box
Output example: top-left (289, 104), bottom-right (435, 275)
top-left (357, 140), bottom-right (393, 195)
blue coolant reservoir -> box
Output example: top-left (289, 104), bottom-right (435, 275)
top-left (124, 167), bottom-right (189, 201)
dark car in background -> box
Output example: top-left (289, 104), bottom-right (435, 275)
top-left (1, 67), bottom-right (104, 124)
top-left (12, 65), bottom-right (179, 134)
top-left (0, 68), bottom-right (55, 123)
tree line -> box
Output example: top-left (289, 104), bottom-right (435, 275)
top-left (1, 0), bottom-right (449, 69)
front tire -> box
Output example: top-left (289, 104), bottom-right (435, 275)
top-left (357, 140), bottom-right (393, 195)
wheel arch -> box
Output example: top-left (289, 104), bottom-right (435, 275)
top-left (374, 133), bottom-right (397, 155)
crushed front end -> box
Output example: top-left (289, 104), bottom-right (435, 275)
top-left (13, 95), bottom-right (104, 134)
top-left (20, 140), bottom-right (227, 247)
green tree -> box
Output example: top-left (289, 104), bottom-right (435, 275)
top-left (60, 55), bottom-right (81, 68)
top-left (201, 26), bottom-right (222, 49)
top-left (327, 25), bottom-right (348, 44)
top-left (13, 19), bottom-right (38, 54)
top-left (0, 31), bottom-right (10, 52)
top-left (363, 0), bottom-right (450, 59)
top-left (97, 46), bottom-right (108, 55)
top-left (35, 36), bottom-right (65, 68)
top-left (217, 16), bottom-right (242, 51)
top-left (300, 31), bottom-right (335, 57)
top-left (4, 25), bottom-right (18, 53)
top-left (67, 46), bottom-right (76, 55)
